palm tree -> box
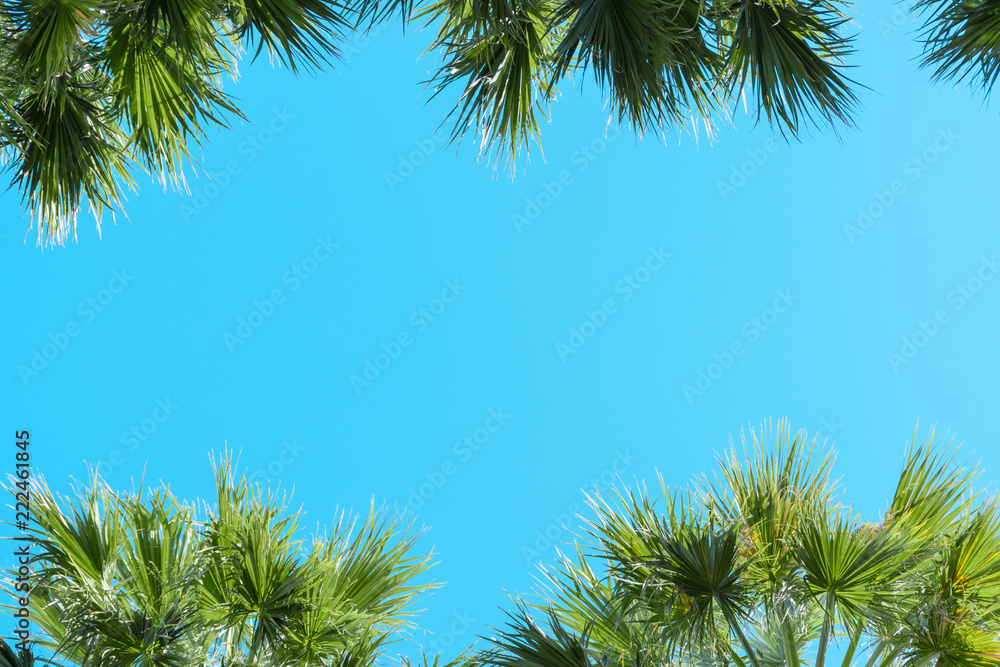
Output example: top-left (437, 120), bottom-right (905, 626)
top-left (0, 639), bottom-right (35, 667)
top-left (1, 0), bottom-right (998, 247)
top-left (2, 452), bottom-right (435, 667)
top-left (0, 0), bottom-right (406, 246)
top-left (477, 420), bottom-right (1000, 667)
top-left (915, 0), bottom-right (1000, 100)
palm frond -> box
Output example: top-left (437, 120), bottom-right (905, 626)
top-left (695, 419), bottom-right (839, 586)
top-left (796, 515), bottom-right (914, 634)
top-left (475, 422), bottom-right (1000, 667)
top-left (914, 0), bottom-right (1000, 96)
top-left (717, 0), bottom-right (859, 134)
top-left (102, 1), bottom-right (244, 188)
top-left (887, 427), bottom-right (980, 539)
top-left (421, 0), bottom-right (560, 168)
top-left (2, 451), bottom-right (433, 667)
top-left (550, 0), bottom-right (722, 135)
top-left (223, 0), bottom-right (351, 72)
top-left (0, 639), bottom-right (35, 667)
top-left (481, 605), bottom-right (603, 667)
top-left (9, 62), bottom-right (133, 245)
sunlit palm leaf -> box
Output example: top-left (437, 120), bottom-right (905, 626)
top-left (2, 452), bottom-right (433, 667)
top-left (888, 501), bottom-right (1000, 667)
top-left (796, 515), bottom-right (914, 639)
top-left (717, 0), bottom-right (859, 134)
top-left (223, 0), bottom-right (350, 72)
top-left (199, 460), bottom-right (311, 663)
top-left (887, 428), bottom-right (979, 539)
top-left (550, 0), bottom-right (722, 135)
top-left (482, 605), bottom-right (603, 667)
top-left (9, 63), bottom-right (133, 245)
top-left (579, 483), bottom-right (757, 664)
top-left (5, 0), bottom-right (101, 95)
top-left (0, 639), bottom-right (34, 667)
top-left (539, 550), bottom-right (644, 660)
top-left (102, 0), bottom-right (243, 187)
top-left (422, 0), bottom-right (560, 167)
top-left (695, 420), bottom-right (838, 586)
top-left (479, 420), bottom-right (1000, 667)
top-left (915, 0), bottom-right (1000, 96)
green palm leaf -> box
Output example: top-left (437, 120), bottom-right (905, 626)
top-left (915, 0), bottom-right (1000, 96)
top-left (482, 605), bottom-right (603, 667)
top-left (0, 639), bottom-right (35, 667)
top-left (2, 451), bottom-right (433, 667)
top-left (549, 0), bottom-right (721, 135)
top-left (421, 0), bottom-right (560, 167)
top-left (717, 0), bottom-right (859, 134)
top-left (478, 420), bottom-right (1000, 667)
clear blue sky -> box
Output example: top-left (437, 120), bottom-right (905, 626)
top-left (3, 3), bottom-right (1000, 662)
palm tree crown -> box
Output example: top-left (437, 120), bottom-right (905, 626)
top-left (3, 452), bottom-right (434, 667)
top-left (1, 0), bottom-right (999, 246)
top-left (478, 421), bottom-right (1000, 667)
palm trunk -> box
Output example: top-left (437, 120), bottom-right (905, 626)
top-left (815, 591), bottom-right (835, 667)
top-left (717, 598), bottom-right (762, 667)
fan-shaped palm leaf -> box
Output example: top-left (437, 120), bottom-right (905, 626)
top-left (915, 0), bottom-right (1000, 96)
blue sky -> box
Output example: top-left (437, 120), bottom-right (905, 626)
top-left (3, 2), bottom-right (1000, 662)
